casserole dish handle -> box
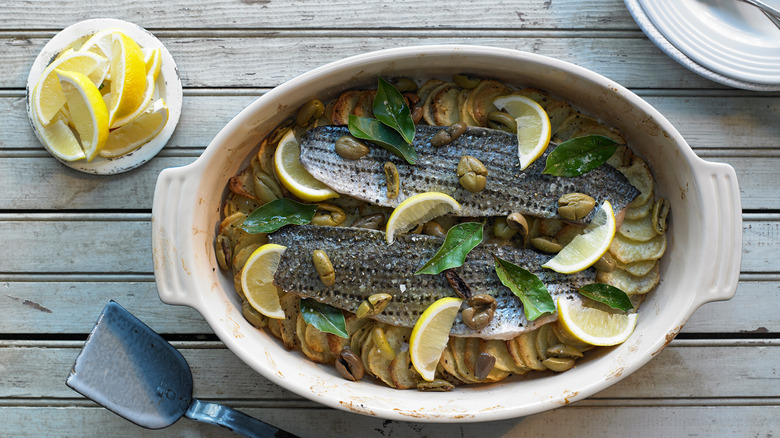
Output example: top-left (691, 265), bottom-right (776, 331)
top-left (152, 164), bottom-right (204, 310)
top-left (691, 160), bottom-right (742, 307)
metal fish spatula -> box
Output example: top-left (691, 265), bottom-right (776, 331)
top-left (66, 301), bottom-right (298, 438)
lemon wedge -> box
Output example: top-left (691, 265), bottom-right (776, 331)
top-left (556, 296), bottom-right (638, 346)
top-left (240, 244), bottom-right (287, 319)
top-left (100, 99), bottom-right (168, 158)
top-left (542, 200), bottom-right (616, 274)
top-left (409, 297), bottom-right (463, 381)
top-left (274, 129), bottom-right (339, 202)
top-left (492, 95), bottom-right (551, 170)
top-left (80, 28), bottom-right (127, 59)
top-left (107, 32), bottom-right (147, 128)
top-left (385, 192), bottom-right (461, 244)
top-left (34, 110), bottom-right (86, 161)
top-left (33, 49), bottom-right (108, 125)
top-left (107, 47), bottom-right (162, 131)
top-left (55, 69), bottom-right (109, 161)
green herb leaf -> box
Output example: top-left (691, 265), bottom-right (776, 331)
top-left (348, 115), bottom-right (418, 164)
top-left (415, 222), bottom-right (484, 275)
top-left (493, 255), bottom-right (556, 321)
top-left (300, 298), bottom-right (349, 338)
top-left (577, 283), bottom-right (633, 312)
top-left (542, 135), bottom-right (618, 177)
top-left (373, 77), bottom-right (415, 144)
top-left (242, 198), bottom-right (317, 234)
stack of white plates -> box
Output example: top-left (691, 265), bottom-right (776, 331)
top-left (625, 0), bottom-right (780, 91)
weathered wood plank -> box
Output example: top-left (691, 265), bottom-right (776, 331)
top-left (1, 35), bottom-right (720, 90)
top-left (1, 341), bottom-right (778, 400)
top-left (1, 276), bottom-right (777, 335)
top-left (0, 405), bottom-right (778, 437)
top-left (2, 215), bottom-right (776, 273)
top-left (0, 0), bottom-right (637, 31)
top-left (5, 94), bottom-right (780, 151)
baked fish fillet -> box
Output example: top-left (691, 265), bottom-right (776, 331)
top-left (270, 225), bottom-right (595, 340)
top-left (299, 125), bottom-right (639, 222)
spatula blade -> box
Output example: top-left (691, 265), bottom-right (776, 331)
top-left (66, 301), bottom-right (193, 429)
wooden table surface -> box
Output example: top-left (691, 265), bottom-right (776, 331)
top-left (1, 1), bottom-right (778, 436)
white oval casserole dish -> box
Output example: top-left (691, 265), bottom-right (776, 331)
top-left (151, 45), bottom-right (742, 422)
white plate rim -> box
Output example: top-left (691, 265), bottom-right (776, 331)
top-left (25, 18), bottom-right (183, 175)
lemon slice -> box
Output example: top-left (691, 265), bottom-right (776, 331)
top-left (556, 296), bottom-right (638, 346)
top-left (34, 110), bottom-right (86, 161)
top-left (385, 192), bottom-right (461, 244)
top-left (542, 200), bottom-right (616, 274)
top-left (240, 244), bottom-right (288, 319)
top-left (80, 28), bottom-right (127, 59)
top-left (409, 297), bottom-right (464, 381)
top-left (107, 32), bottom-right (147, 129)
top-left (100, 99), bottom-right (168, 158)
top-left (33, 49), bottom-right (108, 125)
top-left (55, 69), bottom-right (109, 161)
top-left (107, 47), bottom-right (162, 131)
top-left (492, 95), bottom-right (551, 170)
top-left (274, 129), bottom-right (339, 202)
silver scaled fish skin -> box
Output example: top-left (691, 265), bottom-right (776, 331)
top-left (269, 225), bottom-right (595, 340)
top-left (298, 125), bottom-right (639, 222)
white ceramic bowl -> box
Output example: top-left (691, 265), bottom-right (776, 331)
top-left (152, 46), bottom-right (741, 422)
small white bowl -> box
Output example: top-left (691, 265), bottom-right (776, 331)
top-left (26, 18), bottom-right (182, 175)
top-left (152, 46), bottom-right (742, 422)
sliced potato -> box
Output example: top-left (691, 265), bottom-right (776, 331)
top-left (576, 123), bottom-right (625, 144)
top-left (422, 82), bottom-right (456, 126)
top-left (417, 79), bottom-right (446, 103)
top-left (330, 90), bottom-right (363, 125)
top-left (366, 325), bottom-right (407, 387)
top-left (516, 88), bottom-right (551, 109)
top-left (450, 337), bottom-right (481, 383)
top-left (353, 90), bottom-right (376, 118)
top-left (432, 85), bottom-right (462, 126)
top-left (456, 89), bottom-right (480, 127)
top-left (514, 330), bottom-right (546, 371)
top-left (439, 343), bottom-right (464, 382)
top-left (228, 167), bottom-right (259, 202)
top-left (328, 314), bottom-right (369, 357)
top-left (232, 232), bottom-right (268, 259)
top-left (484, 367), bottom-right (511, 383)
top-left (597, 263), bottom-right (660, 295)
top-left (619, 157), bottom-right (654, 208)
top-left (609, 232), bottom-right (667, 264)
top-left (533, 324), bottom-right (557, 362)
top-left (297, 314), bottom-right (335, 364)
top-left (223, 193), bottom-right (261, 217)
top-left (463, 337), bottom-right (483, 378)
top-left (390, 350), bottom-right (422, 389)
top-left (552, 113), bottom-right (600, 143)
top-left (624, 192), bottom-right (655, 220)
top-left (545, 100), bottom-right (577, 135)
top-left (616, 258), bottom-right (658, 277)
top-left (466, 80), bottom-right (511, 126)
top-left (218, 212), bottom-right (247, 244)
top-left (482, 339), bottom-right (529, 375)
top-left (606, 145), bottom-right (635, 169)
top-left (267, 317), bottom-right (283, 341)
top-left (350, 322), bottom-right (373, 356)
top-left (617, 213), bottom-right (657, 242)
top-left (278, 293), bottom-right (301, 350)
top-left (231, 242), bottom-right (263, 273)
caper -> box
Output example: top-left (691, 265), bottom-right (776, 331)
top-left (335, 136), bottom-right (370, 160)
top-left (267, 118), bottom-right (294, 145)
top-left (311, 203), bottom-right (346, 227)
top-left (542, 357), bottom-right (575, 372)
top-left (593, 251), bottom-right (617, 272)
top-left (453, 73), bottom-right (481, 89)
top-left (241, 300), bottom-right (268, 329)
top-left (423, 221), bottom-right (447, 238)
top-left (417, 379), bottom-right (455, 392)
top-left (486, 111), bottom-right (518, 133)
top-left (391, 77), bottom-right (418, 93)
top-left (372, 327), bottom-right (396, 361)
top-left (474, 352), bottom-right (496, 381)
top-left (462, 294), bottom-right (497, 330)
top-left (558, 193), bottom-right (596, 221)
top-left (335, 347), bottom-right (365, 381)
top-left (351, 213), bottom-right (385, 230)
top-left (444, 269), bottom-right (472, 300)
top-left (456, 155), bottom-right (488, 193)
top-left (506, 213), bottom-right (530, 246)
top-left (384, 161), bottom-right (400, 199)
top-left (547, 344), bottom-right (584, 358)
top-left (652, 198), bottom-right (670, 235)
top-left (296, 99), bottom-right (325, 127)
top-left (493, 217), bottom-right (518, 241)
top-left (430, 121), bottom-right (468, 147)
top-left (312, 249), bottom-right (335, 287)
top-left (530, 236), bottom-right (562, 253)
top-left (356, 293), bottom-right (393, 319)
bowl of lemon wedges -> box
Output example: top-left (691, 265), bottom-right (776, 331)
top-left (26, 18), bottom-right (182, 174)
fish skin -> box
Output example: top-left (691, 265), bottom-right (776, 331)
top-left (299, 125), bottom-right (639, 223)
top-left (269, 225), bottom-right (595, 340)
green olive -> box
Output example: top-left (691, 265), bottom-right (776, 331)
top-left (652, 198), bottom-right (670, 235)
top-left (542, 357), bottom-right (576, 372)
top-left (356, 293), bottom-right (393, 319)
top-left (453, 73), bottom-right (481, 89)
top-left (486, 111), bottom-right (518, 133)
top-left (417, 379), bottom-right (454, 392)
top-left (506, 213), bottom-right (530, 246)
top-left (296, 99), bottom-right (325, 127)
top-left (547, 344), bottom-right (584, 358)
top-left (456, 156), bottom-right (488, 193)
top-left (530, 236), bottom-right (562, 253)
top-left (558, 193), bottom-right (596, 221)
top-left (493, 217), bottom-right (518, 241)
top-left (391, 77), bottom-right (418, 93)
top-left (241, 300), bottom-right (268, 328)
top-left (312, 249), bottom-right (335, 287)
top-left (372, 327), bottom-right (396, 361)
top-left (431, 122), bottom-right (468, 147)
top-left (335, 136), bottom-right (370, 160)
top-left (462, 294), bottom-right (497, 330)
top-left (351, 213), bottom-right (385, 230)
top-left (267, 118), bottom-right (294, 145)
top-left (384, 161), bottom-right (400, 199)
top-left (311, 203), bottom-right (346, 227)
